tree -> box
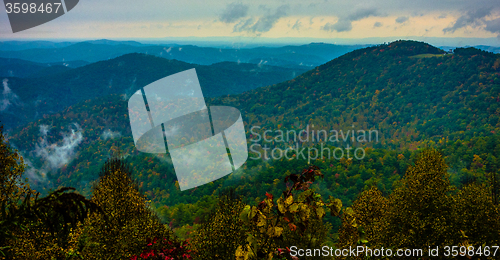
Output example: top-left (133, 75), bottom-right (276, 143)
top-left (0, 124), bottom-right (33, 258)
top-left (236, 165), bottom-right (333, 260)
top-left (340, 149), bottom-right (500, 259)
top-left (1, 124), bottom-right (100, 260)
top-left (77, 158), bottom-right (175, 259)
top-left (383, 149), bottom-right (455, 253)
top-left (6, 187), bottom-right (102, 260)
top-left (191, 189), bottom-right (247, 260)
top-left (452, 183), bottom-right (500, 247)
top-left (336, 186), bottom-right (388, 259)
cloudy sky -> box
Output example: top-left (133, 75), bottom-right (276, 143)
top-left (1, 0), bottom-right (499, 44)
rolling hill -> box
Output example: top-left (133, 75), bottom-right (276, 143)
top-left (0, 53), bottom-right (307, 130)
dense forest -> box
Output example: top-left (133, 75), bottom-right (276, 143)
top-left (1, 40), bottom-right (500, 259)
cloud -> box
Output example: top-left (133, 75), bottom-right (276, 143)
top-left (34, 123), bottom-right (83, 170)
top-left (322, 20), bottom-right (351, 32)
top-left (438, 13), bottom-right (447, 19)
top-left (347, 8), bottom-right (378, 21)
top-left (443, 8), bottom-right (492, 33)
top-left (101, 129), bottom-right (122, 140)
top-left (23, 158), bottom-right (46, 183)
top-left (396, 16), bottom-right (409, 23)
top-left (485, 18), bottom-right (500, 35)
top-left (220, 3), bottom-right (249, 23)
top-left (322, 7), bottom-right (378, 32)
top-left (291, 19), bottom-right (302, 30)
top-left (233, 4), bottom-right (289, 34)
top-left (233, 18), bottom-right (255, 32)
top-left (23, 124), bottom-right (83, 183)
top-left (374, 21), bottom-right (383, 28)
top-left (0, 79), bottom-right (21, 112)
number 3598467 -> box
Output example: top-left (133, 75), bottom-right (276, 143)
top-left (5, 3), bottom-right (62, 14)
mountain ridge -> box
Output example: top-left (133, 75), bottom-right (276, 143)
top-left (0, 53), bottom-right (308, 130)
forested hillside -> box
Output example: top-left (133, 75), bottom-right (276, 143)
top-left (3, 40), bottom-right (500, 259)
top-left (0, 53), bottom-right (306, 129)
top-left (212, 40), bottom-right (500, 148)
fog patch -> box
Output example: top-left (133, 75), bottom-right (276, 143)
top-left (0, 79), bottom-right (21, 111)
top-left (101, 129), bottom-right (122, 140)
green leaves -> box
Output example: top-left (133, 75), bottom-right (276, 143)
top-left (256, 214), bottom-right (267, 227)
top-left (328, 196), bottom-right (343, 217)
top-left (315, 207), bottom-right (325, 218)
top-left (277, 198), bottom-right (285, 214)
top-left (235, 165), bottom-right (335, 259)
top-left (266, 226), bottom-right (283, 237)
top-left (240, 205), bottom-right (252, 222)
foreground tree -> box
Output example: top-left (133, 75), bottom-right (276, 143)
top-left (236, 165), bottom-right (333, 260)
top-left (0, 124), bottom-right (33, 258)
top-left (384, 149), bottom-right (455, 252)
top-left (191, 189), bottom-right (247, 260)
top-left (453, 183), bottom-right (500, 247)
top-left (336, 186), bottom-right (388, 259)
top-left (1, 124), bottom-right (100, 260)
top-left (339, 149), bottom-right (500, 259)
top-left (77, 158), bottom-right (176, 259)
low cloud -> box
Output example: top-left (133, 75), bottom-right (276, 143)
top-left (23, 124), bottom-right (83, 183)
top-left (34, 123), bottom-right (83, 170)
top-left (396, 16), bottom-right (409, 23)
top-left (233, 5), bottom-right (289, 34)
top-left (220, 3), bottom-right (249, 23)
top-left (322, 8), bottom-right (378, 32)
top-left (23, 158), bottom-right (46, 183)
top-left (0, 79), bottom-right (21, 112)
top-left (443, 8), bottom-right (492, 33)
top-left (101, 129), bottom-right (122, 140)
top-left (374, 21), bottom-right (383, 28)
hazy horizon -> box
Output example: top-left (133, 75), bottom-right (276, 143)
top-left (1, 36), bottom-right (500, 49)
top-left (1, 0), bottom-right (499, 46)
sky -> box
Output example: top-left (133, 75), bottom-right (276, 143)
top-left (0, 0), bottom-right (500, 45)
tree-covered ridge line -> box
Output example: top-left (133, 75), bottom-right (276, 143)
top-left (209, 41), bottom-right (500, 147)
top-left (0, 53), bottom-right (308, 130)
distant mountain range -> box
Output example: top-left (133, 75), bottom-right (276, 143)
top-left (0, 40), bottom-right (365, 69)
top-left (0, 53), bottom-right (308, 129)
top-left (0, 57), bottom-right (90, 78)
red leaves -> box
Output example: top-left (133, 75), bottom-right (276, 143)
top-left (283, 165), bottom-right (323, 197)
top-left (265, 192), bottom-right (273, 200)
top-left (131, 237), bottom-right (192, 260)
